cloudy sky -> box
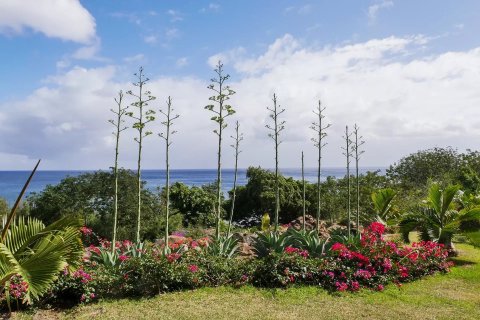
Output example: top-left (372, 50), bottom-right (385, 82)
top-left (0, 0), bottom-right (479, 170)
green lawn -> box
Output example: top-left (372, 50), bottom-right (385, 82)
top-left (14, 243), bottom-right (480, 320)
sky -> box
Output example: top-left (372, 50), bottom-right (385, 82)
top-left (0, 0), bottom-right (479, 170)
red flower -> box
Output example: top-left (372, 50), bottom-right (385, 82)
top-left (188, 264), bottom-right (199, 273)
top-left (119, 255), bottom-right (129, 262)
top-left (331, 243), bottom-right (348, 252)
top-left (367, 222), bottom-right (385, 235)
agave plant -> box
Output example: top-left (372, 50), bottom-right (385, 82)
top-left (206, 234), bottom-right (239, 259)
top-left (0, 160), bottom-right (84, 310)
top-left (252, 231), bottom-right (289, 258)
top-left (327, 227), bottom-right (362, 251)
top-left (400, 184), bottom-right (480, 250)
top-left (286, 229), bottom-right (329, 258)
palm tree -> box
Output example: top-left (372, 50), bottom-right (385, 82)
top-left (400, 183), bottom-right (480, 251)
top-left (372, 188), bottom-right (397, 225)
top-left (0, 161), bottom-right (83, 310)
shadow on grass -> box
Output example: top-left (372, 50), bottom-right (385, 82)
top-left (450, 258), bottom-right (476, 267)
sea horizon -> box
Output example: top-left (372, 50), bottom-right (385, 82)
top-left (0, 167), bottom-right (386, 205)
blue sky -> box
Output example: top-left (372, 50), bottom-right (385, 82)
top-left (1, 0), bottom-right (480, 169)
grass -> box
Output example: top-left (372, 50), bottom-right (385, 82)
top-left (12, 243), bottom-right (480, 320)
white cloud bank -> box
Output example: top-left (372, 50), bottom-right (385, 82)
top-left (0, 0), bottom-right (96, 43)
top-left (1, 34), bottom-right (480, 169)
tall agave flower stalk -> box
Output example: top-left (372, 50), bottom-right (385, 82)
top-left (352, 124), bottom-right (365, 233)
top-left (301, 151), bottom-right (306, 232)
top-left (227, 121), bottom-right (243, 236)
top-left (205, 61), bottom-right (236, 239)
top-left (108, 91), bottom-right (128, 253)
top-left (310, 101), bottom-right (331, 233)
top-left (342, 125), bottom-right (354, 237)
top-left (126, 67), bottom-right (156, 243)
top-left (266, 93), bottom-right (286, 233)
top-left (159, 96), bottom-right (179, 253)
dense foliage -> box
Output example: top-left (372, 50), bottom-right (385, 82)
top-left (2, 222), bottom-right (453, 310)
top-left (25, 170), bottom-right (182, 241)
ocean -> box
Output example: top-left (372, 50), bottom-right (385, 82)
top-left (0, 167), bottom-right (383, 205)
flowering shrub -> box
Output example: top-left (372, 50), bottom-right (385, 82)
top-left (39, 267), bottom-right (96, 307)
top-left (5, 222), bottom-right (452, 310)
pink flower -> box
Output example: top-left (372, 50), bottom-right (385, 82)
top-left (377, 284), bottom-right (384, 291)
top-left (335, 281), bottom-right (348, 291)
top-left (119, 255), bottom-right (129, 262)
top-left (350, 281), bottom-right (360, 291)
top-left (80, 226), bottom-right (92, 235)
top-left (166, 253), bottom-right (181, 263)
top-left (188, 264), bottom-right (199, 273)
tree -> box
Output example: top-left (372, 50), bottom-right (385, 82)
top-left (227, 121), bottom-right (243, 236)
top-left (352, 124), bottom-right (365, 231)
top-left (126, 67), bottom-right (156, 243)
top-left (158, 96), bottom-right (179, 252)
top-left (108, 90), bottom-right (128, 253)
top-left (205, 61), bottom-right (236, 239)
top-left (386, 147), bottom-right (461, 188)
top-left (266, 93), bottom-right (286, 232)
top-left (341, 125), bottom-right (354, 236)
top-left (169, 182), bottom-right (218, 226)
top-left (310, 101), bottom-right (331, 231)
top-left (26, 170), bottom-right (170, 241)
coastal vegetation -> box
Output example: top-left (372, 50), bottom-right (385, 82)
top-left (1, 64), bottom-right (480, 319)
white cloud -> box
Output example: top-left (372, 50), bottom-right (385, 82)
top-left (284, 4), bottom-right (312, 15)
top-left (2, 34), bottom-right (480, 170)
top-left (165, 28), bottom-right (180, 40)
top-left (200, 3), bottom-right (220, 13)
top-left (124, 54), bottom-right (145, 63)
top-left (368, 1), bottom-right (394, 24)
top-left (176, 57), bottom-right (189, 67)
top-left (144, 35), bottom-right (157, 44)
top-left (0, 0), bottom-right (96, 43)
top-left (167, 9), bottom-right (183, 22)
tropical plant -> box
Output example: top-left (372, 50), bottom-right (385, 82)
top-left (108, 90), bottom-right (128, 253)
top-left (205, 61), bottom-right (236, 239)
top-left (286, 229), bottom-right (329, 258)
top-left (126, 66), bottom-right (156, 243)
top-left (227, 121), bottom-right (243, 236)
top-left (310, 100), bottom-right (331, 232)
top-left (399, 184), bottom-right (480, 250)
top-left (158, 96), bottom-right (180, 253)
top-left (371, 188), bottom-right (397, 225)
top-left (265, 93), bottom-right (286, 232)
top-left (0, 161), bottom-right (83, 310)
top-left (205, 234), bottom-right (239, 259)
top-left (252, 231), bottom-right (289, 258)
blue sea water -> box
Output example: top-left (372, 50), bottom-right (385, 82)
top-left (0, 167), bottom-right (383, 205)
